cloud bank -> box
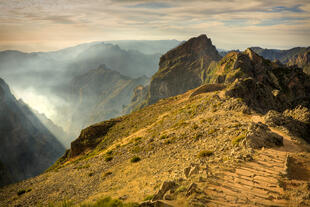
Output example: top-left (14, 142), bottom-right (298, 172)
top-left (0, 0), bottom-right (309, 51)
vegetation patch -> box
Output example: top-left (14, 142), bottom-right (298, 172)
top-left (130, 156), bottom-right (141, 163)
top-left (208, 129), bottom-right (216, 135)
top-left (232, 134), bottom-right (246, 146)
top-left (103, 171), bottom-right (112, 177)
top-left (106, 150), bottom-right (113, 155)
top-left (17, 188), bottom-right (31, 196)
top-left (75, 164), bottom-right (90, 170)
top-left (105, 156), bottom-right (113, 162)
top-left (198, 150), bottom-right (214, 158)
top-left (143, 194), bottom-right (154, 201)
top-left (175, 186), bottom-right (187, 194)
top-left (160, 134), bottom-right (168, 139)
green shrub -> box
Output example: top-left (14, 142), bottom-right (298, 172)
top-left (130, 156), bottom-right (141, 163)
top-left (105, 156), bottom-right (113, 162)
top-left (103, 171), bottom-right (112, 177)
top-left (208, 129), bottom-right (216, 134)
top-left (17, 189), bottom-right (26, 196)
top-left (106, 150), bottom-right (113, 155)
top-left (175, 186), bottom-right (187, 193)
top-left (198, 150), bottom-right (213, 158)
top-left (75, 164), bottom-right (90, 170)
top-left (17, 188), bottom-right (31, 196)
top-left (160, 135), bottom-right (167, 139)
top-left (143, 194), bottom-right (154, 201)
top-left (232, 134), bottom-right (246, 146)
top-left (134, 137), bottom-right (142, 143)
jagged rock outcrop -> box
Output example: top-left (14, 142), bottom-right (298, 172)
top-left (147, 34), bottom-right (221, 105)
top-left (70, 118), bottom-right (122, 157)
top-left (204, 49), bottom-right (310, 113)
top-left (0, 78), bottom-right (65, 186)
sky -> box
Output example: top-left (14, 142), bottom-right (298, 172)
top-left (0, 0), bottom-right (310, 52)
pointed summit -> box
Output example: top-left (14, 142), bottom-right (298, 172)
top-left (148, 34), bottom-right (221, 105)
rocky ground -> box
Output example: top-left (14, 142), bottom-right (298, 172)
top-left (0, 84), bottom-right (309, 207)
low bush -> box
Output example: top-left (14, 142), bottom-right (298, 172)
top-left (232, 134), bottom-right (246, 146)
top-left (198, 150), bottom-right (213, 158)
top-left (143, 194), bottom-right (154, 201)
top-left (130, 156), bottom-right (141, 163)
top-left (105, 156), bottom-right (113, 162)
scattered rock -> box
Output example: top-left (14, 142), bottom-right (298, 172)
top-left (186, 183), bottom-right (199, 197)
top-left (184, 167), bottom-right (191, 178)
top-left (163, 192), bottom-right (174, 200)
top-left (184, 164), bottom-right (200, 178)
top-left (152, 181), bottom-right (177, 201)
top-left (245, 122), bottom-right (283, 149)
top-left (264, 110), bottom-right (288, 127)
top-left (284, 105), bottom-right (310, 123)
top-left (119, 195), bottom-right (128, 200)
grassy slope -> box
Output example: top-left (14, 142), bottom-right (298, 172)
top-left (1, 85), bottom-right (310, 207)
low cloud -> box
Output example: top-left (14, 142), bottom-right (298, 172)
top-left (0, 0), bottom-right (309, 51)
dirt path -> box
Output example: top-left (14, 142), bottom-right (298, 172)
top-left (202, 114), bottom-right (309, 206)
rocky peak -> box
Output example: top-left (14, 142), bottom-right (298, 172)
top-left (147, 34), bottom-right (221, 105)
top-left (202, 48), bottom-right (278, 84)
top-left (159, 34), bottom-right (219, 69)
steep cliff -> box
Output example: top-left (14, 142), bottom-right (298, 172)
top-left (0, 78), bottom-right (65, 186)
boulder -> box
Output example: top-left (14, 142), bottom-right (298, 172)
top-left (152, 181), bottom-right (177, 201)
top-left (245, 122), bottom-right (283, 149)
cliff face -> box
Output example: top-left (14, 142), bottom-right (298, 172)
top-left (0, 78), bottom-right (65, 187)
top-left (147, 34), bottom-right (221, 105)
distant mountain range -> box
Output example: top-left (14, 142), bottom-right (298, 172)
top-left (0, 40), bottom-right (181, 141)
top-left (67, 64), bottom-right (149, 134)
top-left (250, 47), bottom-right (310, 75)
top-left (0, 78), bottom-right (65, 187)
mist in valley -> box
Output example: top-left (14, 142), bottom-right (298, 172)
top-left (0, 40), bottom-right (180, 147)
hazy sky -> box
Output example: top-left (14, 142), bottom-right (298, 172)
top-left (1, 0), bottom-right (310, 52)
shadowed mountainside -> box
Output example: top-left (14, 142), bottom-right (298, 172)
top-left (0, 78), bottom-right (65, 187)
